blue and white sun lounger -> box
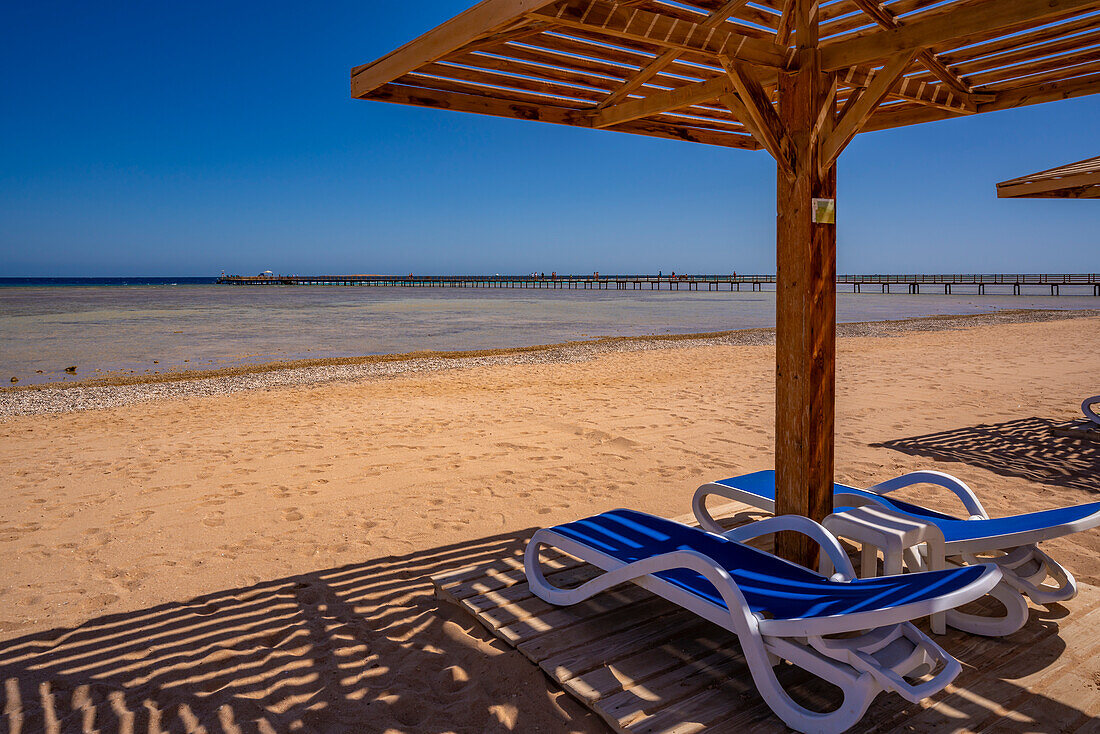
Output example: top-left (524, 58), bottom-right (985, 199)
top-left (526, 509), bottom-right (1001, 733)
top-left (694, 470), bottom-right (1100, 635)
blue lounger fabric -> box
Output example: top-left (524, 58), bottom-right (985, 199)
top-left (552, 509), bottom-right (990, 622)
top-left (715, 470), bottom-right (1100, 545)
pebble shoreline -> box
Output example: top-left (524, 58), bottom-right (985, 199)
top-left (2, 309), bottom-right (1095, 419)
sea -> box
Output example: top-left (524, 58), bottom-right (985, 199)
top-left (1, 277), bottom-right (1096, 386)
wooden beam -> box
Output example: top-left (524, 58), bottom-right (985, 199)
top-left (811, 76), bottom-right (838, 144)
top-left (819, 51), bottom-right (917, 171)
top-left (592, 75), bottom-right (732, 128)
top-left (595, 0), bottom-right (754, 111)
top-left (720, 57), bottom-right (795, 178)
top-left (595, 49), bottom-right (682, 111)
top-left (847, 0), bottom-right (978, 107)
top-left (820, 0), bottom-right (1100, 71)
top-left (531, 0), bottom-right (789, 68)
top-left (774, 0), bottom-right (836, 569)
top-left (892, 75), bottom-right (975, 113)
top-left (458, 21), bottom-right (554, 54)
top-left (352, 0), bottom-right (553, 97)
top-left (775, 0), bottom-right (796, 47)
top-left (918, 53), bottom-right (973, 98)
top-left (838, 64), bottom-right (978, 113)
top-left (364, 83), bottom-right (760, 148)
top-left (862, 71), bottom-right (1100, 132)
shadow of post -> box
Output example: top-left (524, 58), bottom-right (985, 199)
top-left (0, 529), bottom-right (603, 734)
top-left (873, 417), bottom-right (1099, 494)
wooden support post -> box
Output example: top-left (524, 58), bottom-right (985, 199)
top-left (774, 0), bottom-right (836, 567)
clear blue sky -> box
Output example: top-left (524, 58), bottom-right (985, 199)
top-left (1, 1), bottom-right (1097, 276)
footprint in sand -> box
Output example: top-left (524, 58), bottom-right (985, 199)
top-left (282, 508), bottom-right (303, 522)
top-left (202, 512), bottom-right (226, 527)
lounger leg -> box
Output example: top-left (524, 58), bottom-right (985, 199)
top-left (743, 636), bottom-right (879, 734)
top-left (944, 578), bottom-right (1029, 637)
top-left (861, 543), bottom-right (879, 578)
top-left (925, 539), bottom-right (947, 635)
top-left (883, 549), bottom-right (903, 576)
top-left (975, 546), bottom-right (1079, 605)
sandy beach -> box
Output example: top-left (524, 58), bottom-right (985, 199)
top-left (1, 311), bottom-right (1098, 732)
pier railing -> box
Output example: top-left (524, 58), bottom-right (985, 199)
top-left (216, 273), bottom-right (1100, 294)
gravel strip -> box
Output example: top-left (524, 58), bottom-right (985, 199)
top-left (2, 309), bottom-right (1095, 419)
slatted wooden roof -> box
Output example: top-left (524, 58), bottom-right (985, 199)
top-left (997, 155), bottom-right (1100, 197)
top-left (351, 0), bottom-right (1100, 150)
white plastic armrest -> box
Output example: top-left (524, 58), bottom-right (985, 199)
top-left (865, 470), bottom-right (988, 520)
top-left (722, 515), bottom-right (857, 582)
top-left (526, 531), bottom-right (758, 632)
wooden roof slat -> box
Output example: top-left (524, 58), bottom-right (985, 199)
top-left (820, 0), bottom-right (944, 40)
top-left (354, 0), bottom-right (1100, 148)
top-left (820, 50), bottom-right (920, 168)
top-left (819, 0), bottom-right (866, 22)
top-left (960, 30), bottom-right (1100, 74)
top-left (982, 58), bottom-right (1100, 91)
top-left (968, 47), bottom-right (1100, 86)
top-left (595, 0), bottom-right (755, 111)
top-left (938, 11), bottom-right (1100, 63)
top-left (839, 0), bottom-right (978, 107)
top-left (863, 69), bottom-right (1100, 130)
top-left (448, 52), bottom-right (623, 90)
top-left (463, 42), bottom-right (639, 81)
top-left (421, 62), bottom-right (611, 102)
top-left (352, 0), bottom-right (555, 97)
top-left (650, 110), bottom-right (752, 132)
top-left (529, 0), bottom-right (789, 67)
top-left (593, 75), bottom-right (733, 127)
top-left (902, 25), bottom-right (1100, 85)
top-left (820, 0), bottom-right (1100, 71)
top-left (632, 0), bottom-right (784, 33)
top-left (399, 71), bottom-right (599, 107)
top-left (365, 81), bottom-right (760, 148)
top-left (922, 5), bottom-right (1100, 56)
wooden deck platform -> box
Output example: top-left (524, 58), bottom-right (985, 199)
top-left (431, 503), bottom-right (1100, 733)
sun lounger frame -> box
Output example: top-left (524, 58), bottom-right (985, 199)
top-left (694, 470), bottom-right (1100, 635)
top-left (526, 513), bottom-right (1001, 733)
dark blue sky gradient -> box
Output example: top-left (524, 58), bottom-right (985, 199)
top-left (1, 1), bottom-right (1097, 276)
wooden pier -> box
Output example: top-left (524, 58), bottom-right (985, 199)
top-left (218, 273), bottom-right (1100, 295)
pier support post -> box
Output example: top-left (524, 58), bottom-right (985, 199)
top-left (774, 8), bottom-right (836, 568)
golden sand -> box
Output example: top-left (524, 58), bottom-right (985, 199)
top-left (0, 315), bottom-right (1097, 731)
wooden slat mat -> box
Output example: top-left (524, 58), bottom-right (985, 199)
top-left (432, 503), bottom-right (1100, 733)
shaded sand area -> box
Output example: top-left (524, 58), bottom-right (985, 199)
top-left (1, 313), bottom-right (1098, 732)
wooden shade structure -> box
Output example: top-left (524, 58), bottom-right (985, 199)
top-left (998, 155), bottom-right (1100, 198)
top-left (353, 0), bottom-right (1100, 566)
